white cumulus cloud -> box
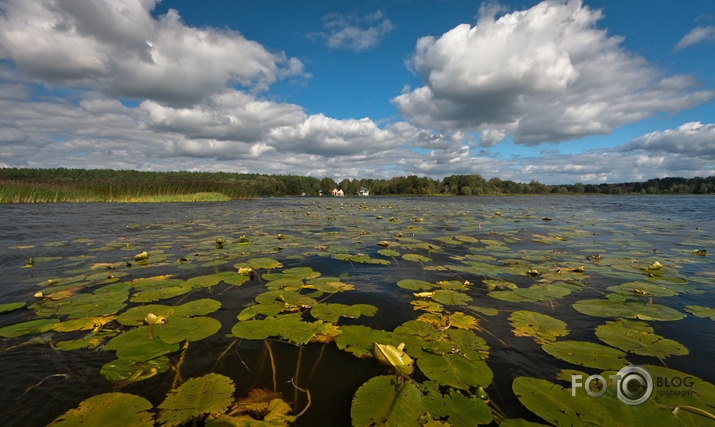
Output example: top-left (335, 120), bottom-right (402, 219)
top-left (0, 0), bottom-right (308, 105)
top-left (393, 0), bottom-right (714, 145)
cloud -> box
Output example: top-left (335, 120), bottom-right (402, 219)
top-left (675, 26), bottom-right (715, 51)
top-left (393, 0), bottom-right (714, 145)
top-left (620, 121), bottom-right (715, 160)
top-left (310, 10), bottom-right (395, 52)
top-left (0, 0), bottom-right (307, 105)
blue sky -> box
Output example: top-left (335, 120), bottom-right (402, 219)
top-left (0, 0), bottom-right (713, 184)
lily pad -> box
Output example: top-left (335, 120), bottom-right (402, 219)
top-left (403, 253), bottom-right (431, 263)
top-left (541, 340), bottom-right (628, 370)
top-left (351, 375), bottom-right (424, 427)
top-left (512, 377), bottom-right (612, 427)
top-left (0, 302), bottom-right (25, 314)
top-left (512, 284), bottom-right (571, 301)
top-left (572, 299), bottom-right (685, 321)
top-left (105, 326), bottom-right (180, 361)
top-left (158, 373), bottom-right (235, 427)
top-left (335, 325), bottom-right (392, 358)
top-left (130, 285), bottom-right (191, 303)
top-left (100, 356), bottom-right (169, 383)
top-left (153, 316), bottom-right (222, 343)
top-left (594, 319), bottom-right (688, 358)
top-left (606, 281), bottom-right (677, 297)
top-left (431, 289), bottom-right (472, 306)
top-left (509, 310), bottom-right (569, 344)
top-left (397, 279), bottom-right (435, 291)
top-left (417, 354), bottom-right (493, 389)
top-left (422, 384), bottom-right (493, 426)
top-left (49, 392), bottom-right (153, 427)
top-left (0, 318), bottom-right (58, 338)
top-left (310, 303), bottom-right (377, 323)
top-left (684, 305), bottom-right (715, 321)
top-left (172, 298), bottom-right (222, 317)
top-left (117, 305), bottom-right (175, 326)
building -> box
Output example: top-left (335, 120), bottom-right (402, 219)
top-left (358, 186), bottom-right (369, 196)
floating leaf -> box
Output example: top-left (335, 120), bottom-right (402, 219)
top-left (52, 316), bottom-right (116, 332)
top-left (594, 319), bottom-right (688, 358)
top-left (422, 384), bottom-right (492, 426)
top-left (153, 316), bottom-right (221, 343)
top-left (541, 340), bottom-right (628, 370)
top-left (417, 354), bottom-right (493, 390)
top-left (306, 277), bottom-right (354, 293)
top-left (572, 299), bottom-right (685, 321)
top-left (684, 305), bottom-right (715, 321)
top-left (335, 325), bottom-right (392, 358)
top-left (606, 281), bottom-right (676, 297)
top-left (374, 342), bottom-right (414, 375)
top-left (100, 356), bottom-right (169, 383)
top-left (431, 289), bottom-right (472, 306)
top-left (403, 253), bottom-right (431, 263)
top-left (49, 393), bottom-right (153, 427)
top-left (512, 377), bottom-right (612, 427)
top-left (172, 298), bottom-right (222, 317)
top-left (0, 318), bottom-right (58, 338)
top-left (131, 285), bottom-right (191, 303)
top-left (117, 305), bottom-right (175, 326)
top-left (158, 373), bottom-right (235, 427)
top-left (351, 375), bottom-right (424, 427)
top-left (105, 326), bottom-right (180, 361)
top-left (513, 284), bottom-right (571, 301)
top-left (509, 310), bottom-right (569, 344)
top-left (397, 279), bottom-right (435, 291)
top-left (0, 302), bottom-right (25, 314)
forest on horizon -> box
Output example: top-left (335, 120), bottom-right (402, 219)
top-left (1, 167), bottom-right (714, 203)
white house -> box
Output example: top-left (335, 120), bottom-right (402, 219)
top-left (359, 186), bottom-right (369, 196)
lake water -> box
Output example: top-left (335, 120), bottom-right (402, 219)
top-left (0, 196), bottom-right (713, 426)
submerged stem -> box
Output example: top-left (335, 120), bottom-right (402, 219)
top-left (265, 340), bottom-right (277, 392)
top-left (171, 341), bottom-right (190, 389)
top-left (288, 378), bottom-right (311, 418)
top-left (213, 339), bottom-right (237, 370)
top-left (293, 346), bottom-right (304, 412)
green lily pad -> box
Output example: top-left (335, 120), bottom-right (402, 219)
top-left (417, 354), bottom-right (493, 389)
top-left (0, 302), bottom-right (25, 314)
top-left (594, 319), bottom-right (688, 358)
top-left (392, 320), bottom-right (444, 359)
top-left (422, 384), bottom-right (493, 426)
top-left (335, 325), bottom-right (392, 358)
top-left (183, 274), bottom-right (224, 289)
top-left (100, 356), bottom-right (169, 383)
top-left (445, 328), bottom-right (490, 361)
top-left (431, 289), bottom-right (472, 306)
top-left (541, 340), bottom-right (628, 370)
top-left (509, 310), bottom-right (569, 344)
top-left (488, 290), bottom-right (534, 303)
top-left (397, 279), bottom-right (435, 291)
top-left (512, 377), bottom-right (612, 427)
top-left (105, 326), bottom-right (180, 361)
top-left (606, 281), bottom-right (677, 297)
top-left (158, 373), bottom-right (235, 427)
top-left (572, 299), bottom-right (685, 321)
top-left (130, 285), bottom-right (191, 303)
top-left (237, 257), bottom-right (283, 270)
top-left (0, 318), bottom-right (58, 338)
top-left (306, 277), bottom-right (354, 293)
top-left (403, 253), bottom-right (431, 263)
top-left (684, 305), bottom-right (715, 321)
top-left (117, 305), bottom-right (175, 326)
top-left (468, 306), bottom-right (499, 316)
top-left (237, 303), bottom-right (283, 321)
top-left (513, 284), bottom-right (571, 301)
top-left (378, 249), bottom-right (401, 257)
top-left (351, 375), bottom-right (424, 427)
top-left (231, 313), bottom-right (328, 345)
top-left (310, 303), bottom-right (376, 323)
top-left (172, 298), bottom-right (222, 317)
top-left (153, 316), bottom-right (221, 344)
top-left (49, 392), bottom-right (153, 427)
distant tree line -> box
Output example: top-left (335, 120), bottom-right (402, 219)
top-left (1, 168), bottom-right (713, 201)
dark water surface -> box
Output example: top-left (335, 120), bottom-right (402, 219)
top-left (0, 196), bottom-right (713, 426)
